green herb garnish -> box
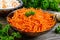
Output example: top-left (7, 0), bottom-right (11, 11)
top-left (25, 10), bottom-right (35, 17)
top-left (0, 23), bottom-right (21, 40)
top-left (55, 26), bottom-right (60, 33)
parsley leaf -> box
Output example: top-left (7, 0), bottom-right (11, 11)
top-left (55, 26), bottom-right (60, 33)
top-left (9, 36), bottom-right (14, 40)
top-left (2, 24), bottom-right (10, 33)
top-left (11, 32), bottom-right (21, 38)
top-left (25, 10), bottom-right (35, 17)
top-left (0, 24), bottom-right (22, 40)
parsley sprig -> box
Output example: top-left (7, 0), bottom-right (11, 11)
top-left (55, 26), bottom-right (60, 33)
top-left (0, 24), bottom-right (21, 40)
top-left (25, 10), bottom-right (35, 17)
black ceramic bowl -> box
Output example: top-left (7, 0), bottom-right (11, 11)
top-left (7, 10), bottom-right (56, 37)
top-left (0, 0), bottom-right (23, 16)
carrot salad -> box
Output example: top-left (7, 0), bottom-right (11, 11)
top-left (7, 8), bottom-right (56, 32)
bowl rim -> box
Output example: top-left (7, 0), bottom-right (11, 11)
top-left (0, 0), bottom-right (23, 10)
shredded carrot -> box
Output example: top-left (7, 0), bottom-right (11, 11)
top-left (7, 8), bottom-right (56, 32)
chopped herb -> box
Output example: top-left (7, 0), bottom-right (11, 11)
top-left (25, 10), bottom-right (35, 17)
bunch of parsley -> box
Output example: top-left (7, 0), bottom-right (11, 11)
top-left (22, 0), bottom-right (39, 8)
top-left (22, 0), bottom-right (60, 11)
top-left (0, 24), bottom-right (21, 40)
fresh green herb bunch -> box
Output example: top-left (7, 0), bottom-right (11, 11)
top-left (22, 0), bottom-right (60, 11)
top-left (25, 10), bottom-right (35, 17)
top-left (55, 26), bottom-right (60, 33)
top-left (0, 24), bottom-right (21, 40)
top-left (49, 0), bottom-right (60, 11)
top-left (40, 0), bottom-right (49, 10)
top-left (22, 0), bottom-right (39, 8)
top-left (22, 0), bottom-right (50, 9)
